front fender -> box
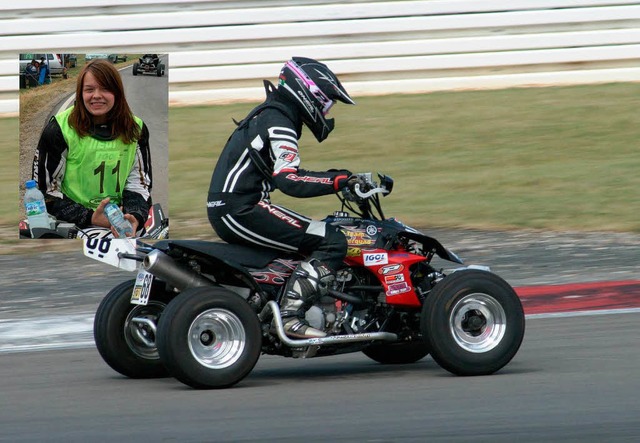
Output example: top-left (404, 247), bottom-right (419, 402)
top-left (397, 231), bottom-right (463, 264)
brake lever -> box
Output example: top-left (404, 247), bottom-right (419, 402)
top-left (353, 183), bottom-right (390, 199)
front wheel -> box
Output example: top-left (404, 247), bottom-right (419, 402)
top-left (132, 62), bottom-right (139, 76)
top-left (421, 270), bottom-right (525, 376)
top-left (156, 287), bottom-right (262, 389)
top-left (93, 279), bottom-right (173, 378)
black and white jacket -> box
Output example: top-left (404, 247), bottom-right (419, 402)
top-left (207, 90), bottom-right (350, 217)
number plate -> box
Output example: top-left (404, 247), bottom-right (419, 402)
top-left (131, 270), bottom-right (154, 305)
top-left (83, 238), bottom-right (138, 272)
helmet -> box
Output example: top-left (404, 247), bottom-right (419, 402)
top-left (277, 57), bottom-right (355, 142)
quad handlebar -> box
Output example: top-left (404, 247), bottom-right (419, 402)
top-left (344, 172), bottom-right (393, 201)
top-left (339, 173), bottom-right (394, 220)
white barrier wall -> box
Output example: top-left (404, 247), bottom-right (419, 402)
top-left (1, 0), bottom-right (639, 116)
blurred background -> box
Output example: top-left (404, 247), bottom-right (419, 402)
top-left (1, 0), bottom-right (639, 246)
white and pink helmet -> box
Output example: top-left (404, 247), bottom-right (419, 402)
top-left (278, 57), bottom-right (355, 142)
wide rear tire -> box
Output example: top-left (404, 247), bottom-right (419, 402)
top-left (93, 279), bottom-right (173, 378)
top-left (156, 287), bottom-right (262, 389)
top-left (421, 270), bottom-right (525, 376)
top-left (132, 62), bottom-right (139, 75)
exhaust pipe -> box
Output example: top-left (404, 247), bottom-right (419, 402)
top-left (143, 249), bottom-right (214, 290)
top-left (259, 301), bottom-right (398, 348)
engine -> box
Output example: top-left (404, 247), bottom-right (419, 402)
top-left (304, 267), bottom-right (375, 335)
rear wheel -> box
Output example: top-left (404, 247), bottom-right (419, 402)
top-left (157, 63), bottom-right (165, 77)
top-left (363, 341), bottom-right (429, 364)
top-left (132, 62), bottom-right (139, 75)
top-left (93, 279), bottom-right (173, 378)
top-left (156, 287), bottom-right (262, 389)
top-left (421, 270), bottom-right (525, 376)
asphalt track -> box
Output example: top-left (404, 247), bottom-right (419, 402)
top-left (0, 229), bottom-right (638, 441)
top-left (122, 55), bottom-right (169, 217)
top-left (0, 314), bottom-right (638, 442)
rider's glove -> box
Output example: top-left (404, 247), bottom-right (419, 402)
top-left (329, 169), bottom-right (352, 191)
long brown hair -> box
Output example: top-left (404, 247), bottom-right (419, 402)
top-left (69, 59), bottom-right (140, 144)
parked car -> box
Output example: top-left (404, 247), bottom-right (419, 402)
top-left (108, 54), bottom-right (128, 63)
top-left (19, 53), bottom-right (66, 76)
top-left (85, 54), bottom-right (109, 61)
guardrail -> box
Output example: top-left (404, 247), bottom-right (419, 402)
top-left (1, 0), bottom-right (639, 116)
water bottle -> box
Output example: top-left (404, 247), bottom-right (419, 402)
top-left (24, 180), bottom-right (50, 235)
top-left (104, 202), bottom-right (134, 238)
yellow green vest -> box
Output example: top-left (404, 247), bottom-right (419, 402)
top-left (56, 106), bottom-right (142, 210)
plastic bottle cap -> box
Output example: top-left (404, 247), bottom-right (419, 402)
top-left (25, 180), bottom-right (37, 189)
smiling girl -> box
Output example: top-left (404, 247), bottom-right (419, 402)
top-left (32, 59), bottom-right (152, 238)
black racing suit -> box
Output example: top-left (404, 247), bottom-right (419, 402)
top-left (207, 86), bottom-right (350, 270)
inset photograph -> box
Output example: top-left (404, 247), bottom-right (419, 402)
top-left (19, 53), bottom-right (169, 239)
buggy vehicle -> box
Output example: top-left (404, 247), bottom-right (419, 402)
top-left (133, 54), bottom-right (165, 77)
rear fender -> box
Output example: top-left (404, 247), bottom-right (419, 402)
top-left (156, 242), bottom-right (264, 294)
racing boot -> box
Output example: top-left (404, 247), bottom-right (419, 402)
top-left (279, 259), bottom-right (335, 338)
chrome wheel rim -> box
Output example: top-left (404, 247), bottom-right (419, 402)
top-left (124, 301), bottom-right (165, 360)
top-left (450, 293), bottom-right (506, 353)
top-left (188, 308), bottom-right (246, 369)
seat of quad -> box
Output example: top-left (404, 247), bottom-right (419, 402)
top-left (153, 239), bottom-right (302, 268)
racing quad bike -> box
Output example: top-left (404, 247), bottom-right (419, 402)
top-left (132, 55), bottom-right (165, 77)
top-left (85, 173), bottom-right (525, 389)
